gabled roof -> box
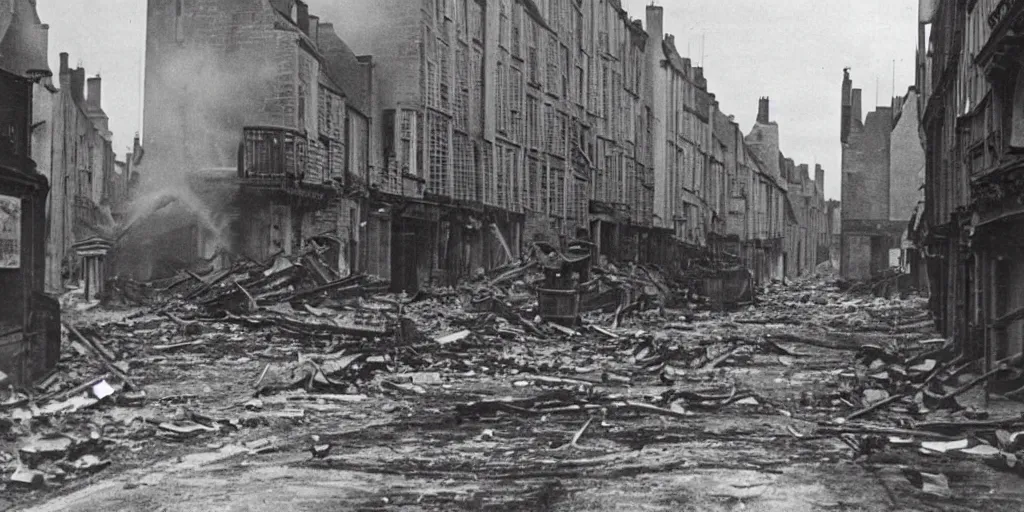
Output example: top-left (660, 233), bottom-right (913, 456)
top-left (318, 23), bottom-right (371, 115)
top-left (268, 0), bottom-right (294, 21)
top-left (0, 0), bottom-right (49, 77)
top-left (783, 195), bottom-right (799, 225)
top-left (518, 0), bottom-right (553, 32)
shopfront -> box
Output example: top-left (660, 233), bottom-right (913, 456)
top-left (0, 68), bottom-right (60, 386)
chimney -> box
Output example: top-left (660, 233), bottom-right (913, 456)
top-left (309, 16), bottom-right (320, 44)
top-left (646, 5), bottom-right (664, 41)
top-left (841, 68), bottom-right (852, 143)
top-left (757, 97), bottom-right (770, 124)
top-left (851, 89), bottom-right (863, 127)
top-left (87, 76), bottom-right (102, 109)
top-left (70, 68), bottom-right (86, 105)
top-left (36, 24), bottom-right (50, 70)
top-left (815, 164), bottom-right (825, 196)
top-left (296, 1), bottom-right (310, 35)
top-left (59, 52), bottom-right (69, 75)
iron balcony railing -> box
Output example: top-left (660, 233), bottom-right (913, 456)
top-left (241, 127), bottom-right (332, 187)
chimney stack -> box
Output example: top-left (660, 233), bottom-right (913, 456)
top-left (757, 97), bottom-right (770, 124)
top-left (309, 16), bottom-right (320, 44)
top-left (296, 1), bottom-right (310, 35)
top-left (815, 164), bottom-right (825, 196)
top-left (87, 76), bottom-right (102, 109)
top-left (646, 5), bottom-right (664, 41)
top-left (59, 52), bottom-right (69, 75)
top-left (841, 69), bottom-right (852, 143)
top-left (851, 89), bottom-right (863, 127)
top-left (70, 68), bottom-right (85, 105)
top-left (37, 24), bottom-right (50, 70)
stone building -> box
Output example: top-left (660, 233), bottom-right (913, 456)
top-left (647, 6), bottom-right (713, 248)
top-left (0, 0), bottom-right (60, 386)
top-left (125, 0), bottom-right (842, 300)
top-left (31, 52), bottom-right (122, 296)
top-left (889, 87), bottom-right (925, 272)
top-left (324, 0), bottom-right (657, 291)
top-left (783, 162), bottom-right (829, 278)
top-left (840, 69), bottom-right (896, 280)
top-left (918, 0), bottom-right (1024, 372)
top-left (743, 98), bottom-right (787, 282)
top-left (135, 0), bottom-right (370, 280)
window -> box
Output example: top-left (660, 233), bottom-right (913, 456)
top-left (527, 96), bottom-right (540, 149)
top-left (561, 45), bottom-right (570, 99)
top-left (469, 0), bottom-right (483, 42)
top-left (547, 35), bottom-right (559, 97)
top-left (496, 63), bottom-right (507, 134)
top-left (510, 68), bottom-right (523, 141)
top-left (511, 4), bottom-right (521, 58)
top-left (528, 23), bottom-right (540, 85)
top-left (499, 3), bottom-right (508, 50)
top-left (576, 64), bottom-right (584, 107)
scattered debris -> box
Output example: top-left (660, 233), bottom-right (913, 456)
top-left (10, 467), bottom-right (46, 488)
top-left (903, 470), bottom-right (950, 497)
top-left (7, 254), bottom-right (1008, 509)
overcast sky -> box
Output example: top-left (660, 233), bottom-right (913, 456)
top-left (37, 0), bottom-right (919, 200)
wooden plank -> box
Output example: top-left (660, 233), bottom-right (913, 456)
top-left (992, 304), bottom-right (1024, 330)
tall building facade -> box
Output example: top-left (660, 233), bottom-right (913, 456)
top-left (917, 0), bottom-right (1024, 372)
top-left (840, 69), bottom-right (923, 281)
top-left (326, 0), bottom-right (658, 290)
top-left (128, 0), bottom-right (838, 293)
top-left (0, 0), bottom-right (61, 386)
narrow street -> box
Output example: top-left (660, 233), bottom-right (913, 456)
top-left (6, 271), bottom-right (1024, 512)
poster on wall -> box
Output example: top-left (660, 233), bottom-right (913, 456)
top-left (0, 194), bottom-right (21, 269)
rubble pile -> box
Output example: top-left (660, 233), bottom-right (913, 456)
top-left (6, 248), bottom-right (1024, 507)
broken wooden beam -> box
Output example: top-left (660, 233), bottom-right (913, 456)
top-left (282, 276), bottom-right (365, 303)
top-left (63, 322), bottom-right (137, 390)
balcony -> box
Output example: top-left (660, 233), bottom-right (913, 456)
top-left (240, 127), bottom-right (338, 197)
top-left (977, 0), bottom-right (1024, 77)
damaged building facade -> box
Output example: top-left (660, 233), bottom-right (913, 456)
top-left (741, 98), bottom-right (798, 283)
top-left (0, 0), bottom-right (60, 385)
top-left (3, 0), bottom-right (129, 298)
top-left (783, 162), bottom-right (830, 278)
top-left (136, 0), bottom-right (371, 280)
top-left (32, 53), bottom-right (126, 299)
top-left (326, 0), bottom-right (659, 291)
top-left (917, 0), bottom-right (1024, 369)
top-left (840, 69), bottom-right (924, 281)
top-left (124, 0), bottom-right (839, 295)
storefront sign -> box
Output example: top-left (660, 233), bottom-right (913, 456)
top-left (0, 194), bottom-right (20, 269)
